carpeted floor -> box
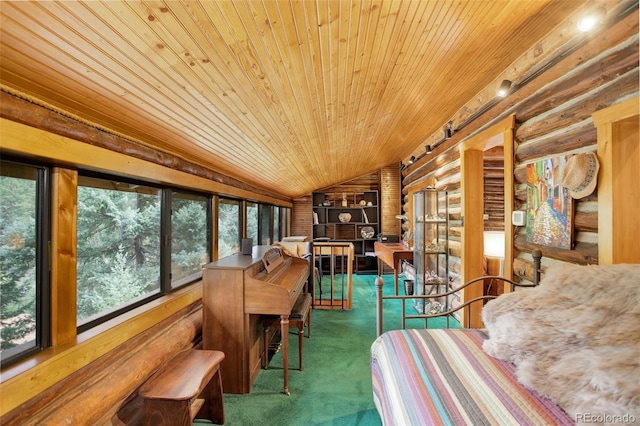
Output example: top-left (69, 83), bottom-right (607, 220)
top-left (196, 273), bottom-right (457, 426)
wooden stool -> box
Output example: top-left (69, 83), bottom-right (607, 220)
top-left (263, 293), bottom-right (312, 371)
top-left (139, 349), bottom-right (225, 426)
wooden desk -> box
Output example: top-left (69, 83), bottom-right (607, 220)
top-left (374, 242), bottom-right (413, 295)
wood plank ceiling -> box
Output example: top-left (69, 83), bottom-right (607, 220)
top-left (0, 0), bottom-right (589, 198)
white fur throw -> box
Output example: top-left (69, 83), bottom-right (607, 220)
top-left (482, 263), bottom-right (640, 421)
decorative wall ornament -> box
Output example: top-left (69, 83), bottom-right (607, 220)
top-left (560, 152), bottom-right (599, 199)
top-left (525, 155), bottom-right (573, 249)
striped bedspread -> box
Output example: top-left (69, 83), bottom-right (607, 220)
top-left (371, 329), bottom-right (574, 425)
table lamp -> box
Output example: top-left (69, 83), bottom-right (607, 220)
top-left (483, 231), bottom-right (505, 276)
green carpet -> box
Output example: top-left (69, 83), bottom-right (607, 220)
top-left (196, 273), bottom-right (458, 426)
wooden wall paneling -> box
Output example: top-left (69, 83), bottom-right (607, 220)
top-left (515, 69), bottom-right (639, 142)
top-left (483, 147), bottom-right (505, 231)
top-left (380, 164), bottom-right (401, 237)
top-left (593, 97), bottom-right (640, 264)
top-left (513, 257), bottom-right (547, 283)
top-left (515, 120), bottom-right (596, 163)
top-left (291, 196), bottom-right (312, 239)
top-left (51, 167), bottom-right (78, 345)
top-left (459, 148), bottom-right (485, 328)
top-left (502, 121), bottom-right (515, 283)
top-left (514, 36), bottom-right (639, 123)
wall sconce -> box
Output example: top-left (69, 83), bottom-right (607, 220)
top-left (497, 80), bottom-right (512, 97)
top-left (408, 156), bottom-right (415, 165)
top-left (425, 145), bottom-right (433, 154)
top-left (577, 7), bottom-right (606, 32)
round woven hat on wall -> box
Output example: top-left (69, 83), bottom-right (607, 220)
top-left (560, 152), bottom-right (600, 199)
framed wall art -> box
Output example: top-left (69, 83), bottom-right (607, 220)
top-left (525, 155), bottom-right (573, 249)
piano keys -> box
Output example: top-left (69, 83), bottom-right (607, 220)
top-left (202, 245), bottom-right (309, 395)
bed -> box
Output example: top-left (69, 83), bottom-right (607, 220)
top-left (371, 328), bottom-right (573, 425)
top-left (371, 257), bottom-right (640, 425)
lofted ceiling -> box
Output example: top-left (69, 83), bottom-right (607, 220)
top-left (0, 1), bottom-right (589, 198)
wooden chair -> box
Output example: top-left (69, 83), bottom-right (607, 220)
top-left (263, 292), bottom-right (312, 371)
top-left (139, 349), bottom-right (225, 426)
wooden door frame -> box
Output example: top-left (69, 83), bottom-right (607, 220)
top-left (592, 97), bottom-right (640, 264)
top-left (459, 115), bottom-right (515, 328)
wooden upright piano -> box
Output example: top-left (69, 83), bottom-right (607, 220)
top-left (202, 245), bottom-right (309, 395)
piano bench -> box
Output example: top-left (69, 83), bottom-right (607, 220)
top-left (263, 293), bottom-right (313, 371)
top-left (138, 349), bottom-right (225, 426)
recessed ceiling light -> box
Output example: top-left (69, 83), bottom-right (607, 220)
top-left (577, 7), bottom-right (606, 32)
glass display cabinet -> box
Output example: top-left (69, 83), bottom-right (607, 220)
top-left (413, 189), bottom-right (450, 314)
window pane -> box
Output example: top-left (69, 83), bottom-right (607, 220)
top-left (218, 198), bottom-right (240, 258)
top-left (246, 202), bottom-right (258, 245)
top-left (259, 204), bottom-right (272, 245)
top-left (273, 207), bottom-right (280, 242)
top-left (77, 176), bottom-right (161, 324)
top-left (171, 191), bottom-right (210, 288)
top-left (0, 164), bottom-right (38, 359)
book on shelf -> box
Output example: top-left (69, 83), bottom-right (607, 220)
top-left (313, 211), bottom-right (319, 225)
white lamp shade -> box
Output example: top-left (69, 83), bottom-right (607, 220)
top-left (484, 231), bottom-right (505, 258)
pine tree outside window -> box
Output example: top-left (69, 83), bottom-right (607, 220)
top-left (218, 198), bottom-right (241, 259)
top-left (76, 176), bottom-right (161, 327)
top-left (170, 191), bottom-right (210, 289)
top-left (0, 161), bottom-right (50, 364)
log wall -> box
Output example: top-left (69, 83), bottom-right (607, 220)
top-left (380, 164), bottom-right (402, 237)
top-left (1, 302), bottom-right (202, 425)
top-left (401, 9), bottom-right (639, 276)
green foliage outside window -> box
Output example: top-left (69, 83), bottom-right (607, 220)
top-left (246, 202), bottom-right (258, 245)
top-left (1, 165), bottom-right (287, 361)
top-left (171, 193), bottom-right (209, 285)
top-left (76, 183), bottom-right (161, 322)
top-left (0, 172), bottom-right (37, 355)
top-left (218, 199), bottom-right (240, 258)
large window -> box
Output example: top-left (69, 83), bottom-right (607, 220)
top-left (218, 198), bottom-right (241, 259)
top-left (1, 155), bottom-right (286, 365)
top-left (170, 191), bottom-right (211, 288)
top-left (76, 175), bottom-right (161, 328)
top-left (0, 161), bottom-right (50, 364)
